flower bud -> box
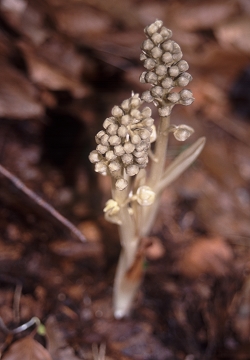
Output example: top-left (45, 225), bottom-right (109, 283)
top-left (168, 92), bottom-right (180, 103)
top-left (126, 164), bottom-right (139, 176)
top-left (172, 42), bottom-right (181, 54)
top-left (139, 128), bottom-right (151, 140)
top-left (101, 134), bottom-right (109, 146)
top-left (142, 39), bottom-right (154, 51)
top-left (141, 107), bottom-right (152, 118)
top-left (141, 90), bottom-right (154, 103)
top-left (140, 53), bottom-right (147, 61)
top-left (161, 77), bottom-right (174, 89)
top-left (89, 150), bottom-right (100, 163)
top-left (144, 58), bottom-right (156, 70)
top-left (172, 51), bottom-right (183, 62)
top-left (155, 64), bottom-right (168, 76)
top-left (140, 72), bottom-right (147, 83)
top-left (115, 178), bottom-right (128, 190)
top-left (151, 33), bottom-right (163, 45)
top-left (130, 94), bottom-right (141, 108)
top-left (103, 117), bottom-right (116, 129)
top-left (96, 144), bottom-right (109, 154)
top-left (108, 161), bottom-right (121, 172)
top-left (162, 40), bottom-right (174, 52)
top-left (160, 27), bottom-right (172, 39)
top-left (107, 123), bottom-right (118, 135)
top-left (121, 114), bottom-right (131, 126)
top-left (145, 71), bottom-right (158, 84)
top-left (142, 117), bottom-right (154, 127)
top-left (136, 156), bottom-right (148, 165)
top-left (136, 186), bottom-right (155, 206)
top-left (177, 60), bottom-right (189, 72)
top-left (131, 134), bottom-right (141, 145)
top-left (114, 145), bottom-right (125, 156)
top-left (111, 106), bottom-right (123, 117)
top-left (109, 135), bottom-right (121, 146)
top-left (176, 72), bottom-right (192, 87)
top-left (130, 109), bottom-right (141, 119)
top-left (121, 99), bottom-right (130, 111)
top-left (95, 161), bottom-right (107, 175)
top-left (169, 66), bottom-right (180, 77)
top-left (135, 140), bottom-right (148, 151)
top-left (95, 130), bottom-right (105, 144)
top-left (124, 142), bottom-right (135, 153)
top-left (118, 125), bottom-right (128, 138)
top-left (104, 199), bottom-right (120, 216)
top-left (162, 52), bottom-right (173, 64)
top-left (122, 153), bottom-right (133, 165)
top-left (173, 124), bottom-right (194, 141)
top-left (151, 86), bottom-right (163, 98)
top-left (105, 150), bottom-right (117, 161)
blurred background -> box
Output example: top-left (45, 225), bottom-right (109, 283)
top-left (1, 0), bottom-right (250, 359)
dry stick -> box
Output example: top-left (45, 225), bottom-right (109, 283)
top-left (0, 164), bottom-right (86, 243)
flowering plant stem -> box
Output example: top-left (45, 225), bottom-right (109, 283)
top-left (89, 20), bottom-right (206, 318)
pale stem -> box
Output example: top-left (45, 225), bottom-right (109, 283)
top-left (112, 175), bottom-right (141, 318)
top-left (148, 115), bottom-right (170, 189)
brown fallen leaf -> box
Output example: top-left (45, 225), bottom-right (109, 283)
top-left (178, 236), bottom-right (234, 278)
top-left (0, 62), bottom-right (43, 120)
top-left (215, 15), bottom-right (250, 54)
top-left (19, 43), bottom-right (90, 98)
top-left (170, 0), bottom-right (237, 31)
top-left (53, 4), bottom-right (112, 42)
top-left (2, 337), bottom-right (52, 360)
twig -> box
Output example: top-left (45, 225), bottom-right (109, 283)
top-left (13, 282), bottom-right (22, 324)
top-left (0, 164), bottom-right (86, 243)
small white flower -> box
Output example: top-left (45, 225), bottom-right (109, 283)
top-left (136, 186), bottom-right (156, 206)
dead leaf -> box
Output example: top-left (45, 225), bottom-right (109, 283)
top-left (171, 0), bottom-right (237, 31)
top-left (2, 337), bottom-right (52, 360)
top-left (53, 4), bottom-right (111, 42)
top-left (178, 236), bottom-right (234, 277)
top-left (19, 43), bottom-right (90, 98)
top-left (215, 16), bottom-right (250, 54)
top-left (0, 62), bottom-right (43, 119)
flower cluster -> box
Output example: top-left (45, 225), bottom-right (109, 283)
top-left (139, 20), bottom-right (194, 117)
top-left (89, 93), bottom-right (154, 190)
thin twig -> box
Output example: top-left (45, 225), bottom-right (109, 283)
top-left (0, 164), bottom-right (86, 243)
top-left (13, 283), bottom-right (22, 324)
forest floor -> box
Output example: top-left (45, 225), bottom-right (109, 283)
top-left (1, 0), bottom-right (250, 359)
